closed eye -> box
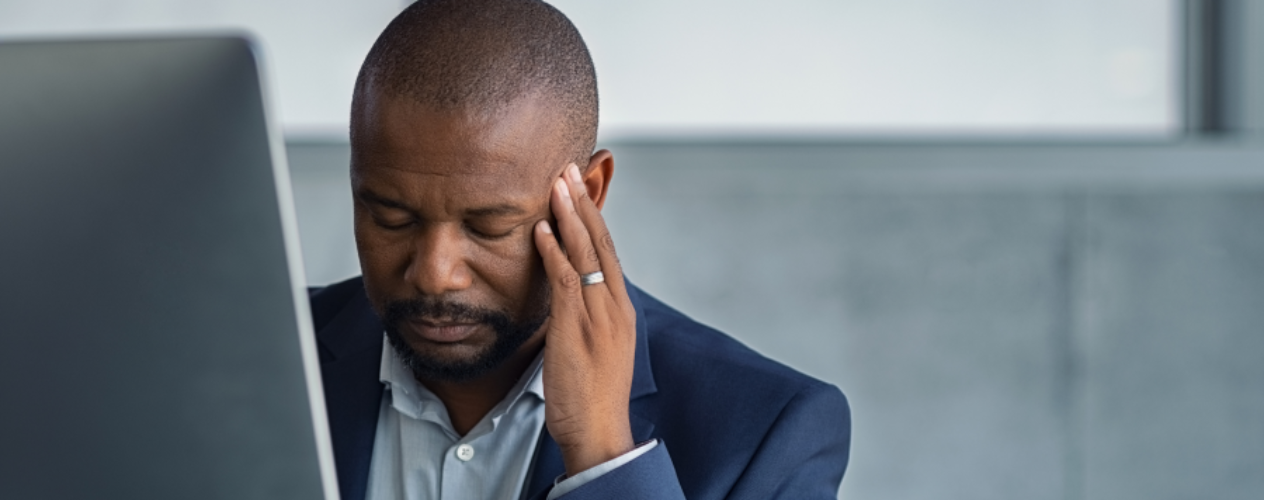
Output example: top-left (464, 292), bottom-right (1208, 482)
top-left (372, 214), bottom-right (415, 231)
top-left (465, 222), bottom-right (516, 240)
top-left (357, 190), bottom-right (418, 231)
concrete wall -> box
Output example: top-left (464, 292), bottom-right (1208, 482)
top-left (286, 141), bottom-right (1264, 500)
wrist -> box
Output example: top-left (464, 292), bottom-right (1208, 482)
top-left (558, 423), bottom-right (635, 477)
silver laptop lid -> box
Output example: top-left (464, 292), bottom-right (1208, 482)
top-left (0, 36), bottom-right (338, 499)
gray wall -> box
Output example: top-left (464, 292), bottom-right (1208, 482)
top-left (286, 141), bottom-right (1264, 500)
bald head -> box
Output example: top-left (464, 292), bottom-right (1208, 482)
top-left (352, 0), bottom-right (598, 165)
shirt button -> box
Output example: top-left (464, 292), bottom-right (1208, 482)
top-left (455, 444), bottom-right (475, 461)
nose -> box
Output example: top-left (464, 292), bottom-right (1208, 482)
top-left (404, 224), bottom-right (473, 296)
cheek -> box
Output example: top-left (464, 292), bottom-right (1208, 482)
top-left (470, 231), bottom-right (547, 312)
top-left (353, 212), bottom-right (413, 295)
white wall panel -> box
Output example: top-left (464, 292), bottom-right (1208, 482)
top-left (1, 0), bottom-right (1175, 138)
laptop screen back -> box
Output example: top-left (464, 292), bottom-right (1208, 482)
top-left (0, 37), bottom-right (337, 499)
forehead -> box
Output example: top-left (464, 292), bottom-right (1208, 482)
top-left (351, 90), bottom-right (569, 197)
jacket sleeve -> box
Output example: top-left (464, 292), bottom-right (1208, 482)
top-left (554, 382), bottom-right (851, 500)
top-left (551, 442), bottom-right (686, 500)
top-left (727, 383), bottom-right (851, 499)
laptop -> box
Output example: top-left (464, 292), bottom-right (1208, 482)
top-left (0, 36), bottom-right (338, 499)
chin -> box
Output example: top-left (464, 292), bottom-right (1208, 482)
top-left (410, 339), bottom-right (494, 366)
top-left (386, 323), bottom-right (506, 382)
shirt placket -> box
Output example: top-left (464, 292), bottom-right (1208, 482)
top-left (440, 436), bottom-right (482, 500)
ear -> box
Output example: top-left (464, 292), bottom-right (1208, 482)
top-left (581, 149), bottom-right (615, 210)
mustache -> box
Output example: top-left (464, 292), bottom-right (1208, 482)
top-left (382, 297), bottom-right (511, 328)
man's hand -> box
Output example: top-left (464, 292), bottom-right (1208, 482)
top-left (533, 163), bottom-right (637, 477)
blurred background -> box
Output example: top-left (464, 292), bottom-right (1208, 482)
top-left (5, 1), bottom-right (1263, 499)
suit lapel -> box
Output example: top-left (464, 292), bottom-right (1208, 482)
top-left (522, 428), bottom-right (564, 500)
top-left (623, 283), bottom-right (658, 401)
top-left (317, 290), bottom-right (386, 500)
top-left (521, 282), bottom-right (659, 500)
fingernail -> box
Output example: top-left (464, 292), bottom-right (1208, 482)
top-left (538, 220), bottom-right (552, 234)
top-left (556, 177), bottom-right (571, 200)
top-left (569, 165), bottom-right (588, 197)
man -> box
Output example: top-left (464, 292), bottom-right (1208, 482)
top-left (309, 1), bottom-right (851, 499)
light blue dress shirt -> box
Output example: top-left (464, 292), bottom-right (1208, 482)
top-left (365, 336), bottom-right (655, 500)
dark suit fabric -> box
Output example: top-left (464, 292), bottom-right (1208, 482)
top-left (310, 276), bottom-right (851, 500)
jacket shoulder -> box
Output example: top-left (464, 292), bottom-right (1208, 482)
top-left (634, 286), bottom-right (832, 394)
top-left (630, 285), bottom-right (850, 497)
top-left (308, 276), bottom-right (367, 332)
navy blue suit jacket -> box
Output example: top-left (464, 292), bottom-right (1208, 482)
top-left (310, 276), bottom-right (851, 500)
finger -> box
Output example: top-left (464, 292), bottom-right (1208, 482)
top-left (551, 176), bottom-right (614, 323)
top-left (551, 175), bottom-right (602, 279)
top-left (563, 164), bottom-right (629, 304)
top-left (533, 219), bottom-right (583, 320)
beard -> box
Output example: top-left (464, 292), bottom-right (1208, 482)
top-left (382, 290), bottom-right (549, 382)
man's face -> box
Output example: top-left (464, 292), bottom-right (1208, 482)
top-left (350, 90), bottom-right (568, 381)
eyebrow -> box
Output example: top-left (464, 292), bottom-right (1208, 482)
top-left (357, 189), bottom-right (410, 211)
top-left (357, 189), bottom-right (528, 218)
top-left (465, 204), bottom-right (528, 218)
